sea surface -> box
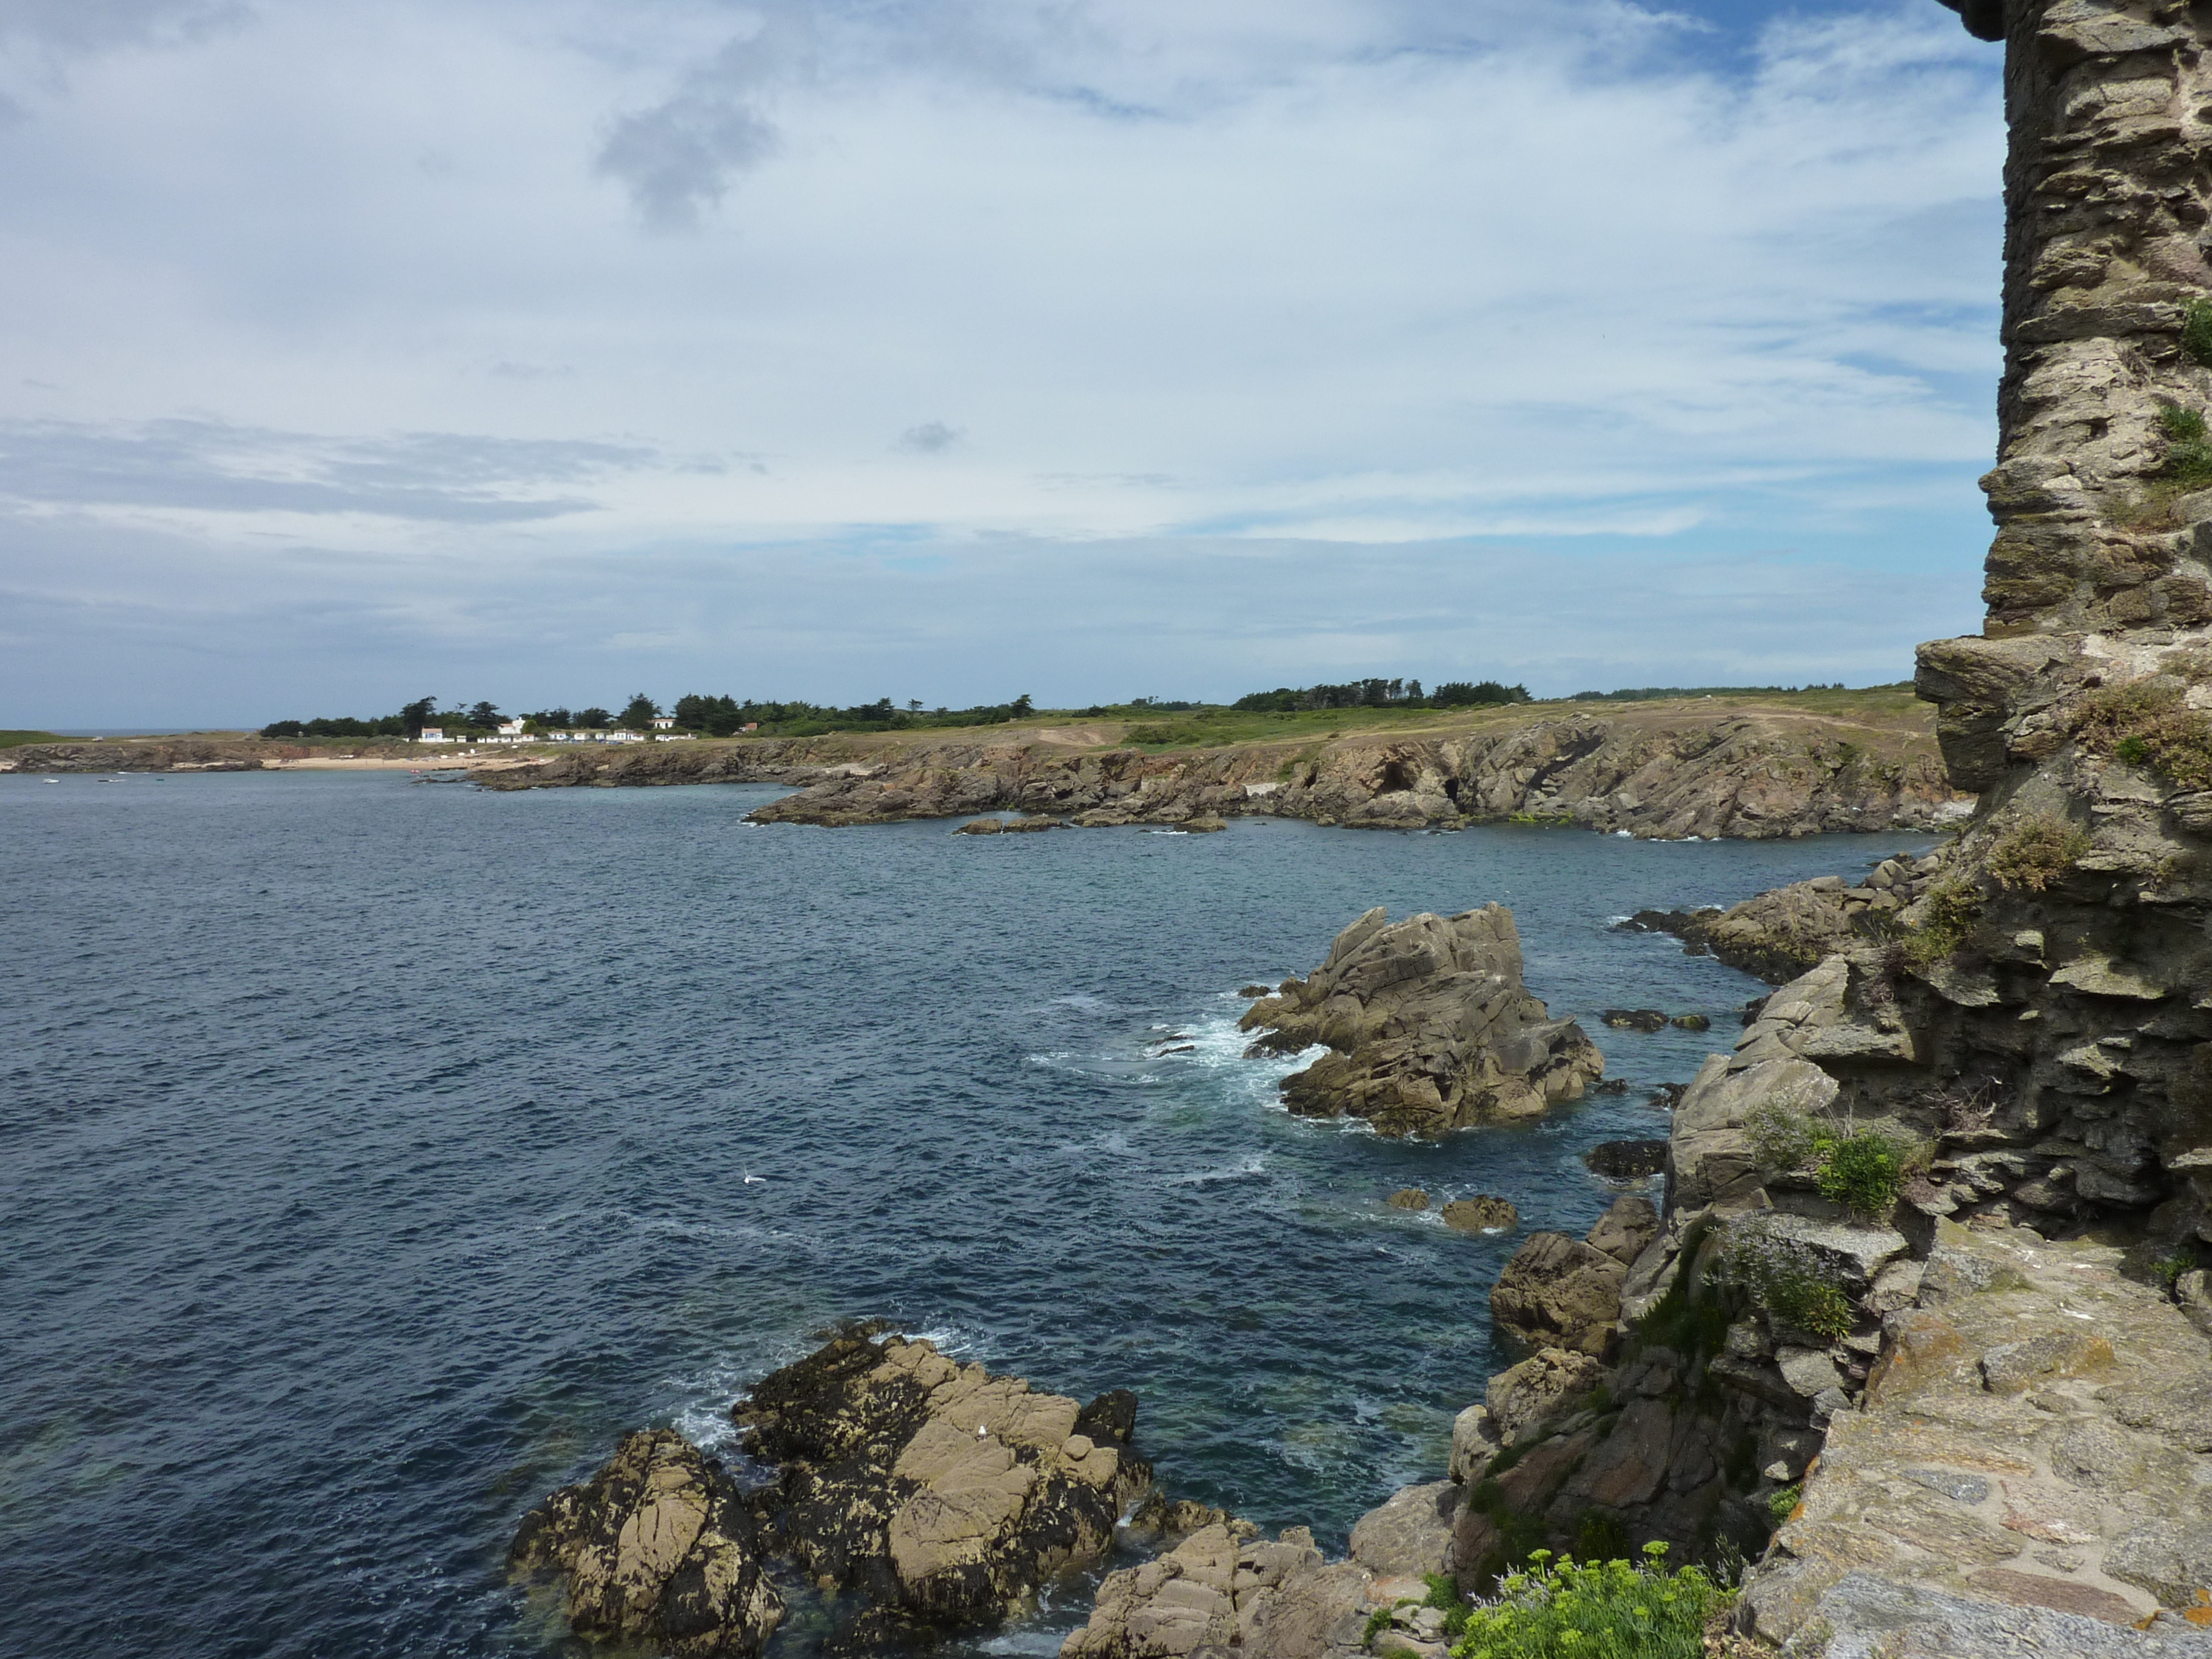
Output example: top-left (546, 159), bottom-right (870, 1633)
top-left (0, 771), bottom-right (1933, 1659)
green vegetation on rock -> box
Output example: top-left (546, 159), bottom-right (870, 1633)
top-left (2184, 297), bottom-right (2212, 368)
top-left (2071, 677), bottom-right (2212, 790)
top-left (0, 730), bottom-right (64, 748)
top-left (1816, 1131), bottom-right (1909, 1220)
top-left (1743, 1102), bottom-right (1912, 1221)
top-left (2159, 403), bottom-right (2212, 484)
top-left (1450, 1544), bottom-right (1722, 1659)
top-left (1985, 813), bottom-right (2090, 893)
top-left (1900, 876), bottom-right (1984, 967)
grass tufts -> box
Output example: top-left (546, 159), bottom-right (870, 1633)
top-left (2185, 298), bottom-right (2212, 369)
top-left (1986, 814), bottom-right (2090, 893)
top-left (2072, 679), bottom-right (2212, 791)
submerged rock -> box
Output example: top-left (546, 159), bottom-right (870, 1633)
top-left (509, 1429), bottom-right (784, 1658)
top-left (1584, 1139), bottom-right (1668, 1181)
top-left (1386, 1188), bottom-right (1430, 1211)
top-left (1441, 1195), bottom-right (1518, 1233)
top-left (1239, 905), bottom-right (1603, 1135)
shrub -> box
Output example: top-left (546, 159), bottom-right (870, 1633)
top-left (2161, 404), bottom-right (2212, 484)
top-left (2185, 298), bottom-right (2212, 368)
top-left (1728, 1218), bottom-right (1874, 1337)
top-left (1452, 1544), bottom-right (1721, 1659)
top-left (1817, 1130), bottom-right (1909, 1219)
top-left (1765, 1275), bottom-right (1854, 1339)
top-left (1744, 1100), bottom-right (1828, 1173)
top-left (1767, 1484), bottom-right (1803, 1524)
top-left (1902, 876), bottom-right (1983, 967)
top-left (1985, 814), bottom-right (2090, 893)
top-left (1743, 1104), bottom-right (1912, 1219)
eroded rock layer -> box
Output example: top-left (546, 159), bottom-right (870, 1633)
top-left (1238, 906), bottom-right (1603, 1134)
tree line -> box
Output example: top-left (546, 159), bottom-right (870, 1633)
top-left (1231, 677), bottom-right (1531, 712)
top-left (261, 692), bottom-right (1039, 740)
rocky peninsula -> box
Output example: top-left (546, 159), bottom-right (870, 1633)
top-left (456, 692), bottom-right (1964, 840)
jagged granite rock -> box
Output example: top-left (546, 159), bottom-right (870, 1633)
top-left (1346, 1482), bottom-right (1456, 1580)
top-left (1586, 1194), bottom-right (1661, 1264)
top-left (509, 1429), bottom-right (785, 1658)
top-left (731, 1329), bottom-right (1149, 1640)
top-left (1059, 1523), bottom-right (1375, 1659)
top-left (1483, 1349), bottom-right (1607, 1446)
top-left (1239, 906), bottom-right (1602, 1134)
top-left (1786, 1570), bottom-right (2212, 1658)
top-left (1489, 1233), bottom-right (1629, 1357)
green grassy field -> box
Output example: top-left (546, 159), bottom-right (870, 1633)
top-left (1081, 685), bottom-right (1928, 752)
top-left (0, 731), bottom-right (62, 748)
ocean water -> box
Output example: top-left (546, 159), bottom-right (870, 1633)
top-left (0, 772), bottom-right (1932, 1659)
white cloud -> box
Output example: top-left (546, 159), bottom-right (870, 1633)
top-left (0, 0), bottom-right (2005, 717)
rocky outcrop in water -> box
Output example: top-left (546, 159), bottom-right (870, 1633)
top-left (1624, 850), bottom-right (1951, 984)
top-left (516, 1329), bottom-right (1153, 1654)
top-left (509, 1429), bottom-right (785, 1658)
top-left (1, 736), bottom-right (307, 773)
top-left (1059, 1523), bottom-right (1380, 1659)
top-left (731, 1328), bottom-right (1149, 1644)
top-left (1238, 906), bottom-right (1603, 1134)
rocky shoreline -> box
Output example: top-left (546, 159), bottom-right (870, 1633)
top-left (461, 697), bottom-right (1964, 840)
top-left (8, 701), bottom-right (1968, 843)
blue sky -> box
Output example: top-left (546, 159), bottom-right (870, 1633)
top-left (0, 0), bottom-right (2002, 723)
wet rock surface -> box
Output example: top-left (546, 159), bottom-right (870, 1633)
top-left (518, 1330), bottom-right (1152, 1654)
top-left (1238, 906), bottom-right (1602, 1134)
top-left (1584, 1139), bottom-right (1668, 1181)
top-left (509, 1429), bottom-right (785, 1658)
top-left (1439, 1195), bottom-right (1518, 1233)
top-left (732, 1329), bottom-right (1149, 1643)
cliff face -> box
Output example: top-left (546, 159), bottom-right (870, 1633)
top-left (1908, 0), bottom-right (2212, 1256)
top-left (474, 700), bottom-right (1964, 840)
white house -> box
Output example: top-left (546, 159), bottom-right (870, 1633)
top-left (417, 726), bottom-right (452, 743)
top-left (650, 715), bottom-right (676, 731)
top-left (496, 718), bottom-right (526, 739)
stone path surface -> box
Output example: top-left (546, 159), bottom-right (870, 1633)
top-left (1744, 1217), bottom-right (2212, 1652)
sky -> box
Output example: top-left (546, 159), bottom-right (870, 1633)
top-left (0, 0), bottom-right (2005, 725)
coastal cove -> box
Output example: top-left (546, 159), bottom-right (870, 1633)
top-left (0, 773), bottom-right (1935, 1659)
